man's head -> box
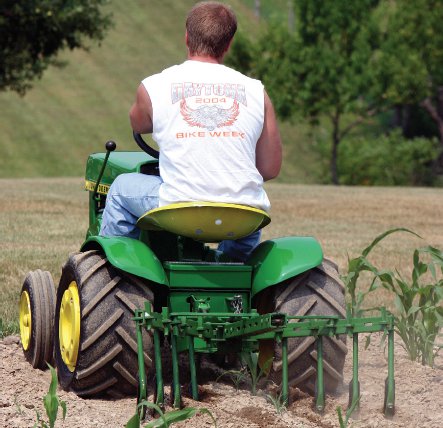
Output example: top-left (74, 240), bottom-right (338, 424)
top-left (186, 2), bottom-right (237, 60)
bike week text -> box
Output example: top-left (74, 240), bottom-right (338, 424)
top-left (176, 131), bottom-right (245, 139)
top-left (171, 82), bottom-right (247, 106)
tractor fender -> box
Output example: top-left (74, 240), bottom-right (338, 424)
top-left (248, 236), bottom-right (323, 297)
top-left (81, 236), bottom-right (169, 286)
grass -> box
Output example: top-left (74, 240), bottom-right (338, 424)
top-left (0, 0), bottom-right (270, 179)
top-left (1, 178), bottom-right (443, 330)
top-left (0, 0), bottom-right (324, 184)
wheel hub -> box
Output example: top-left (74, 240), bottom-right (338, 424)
top-left (19, 291), bottom-right (31, 351)
top-left (59, 281), bottom-right (81, 372)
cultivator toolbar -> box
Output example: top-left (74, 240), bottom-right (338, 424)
top-left (134, 305), bottom-right (395, 417)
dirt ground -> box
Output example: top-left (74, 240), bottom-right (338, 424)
top-left (0, 334), bottom-right (441, 428)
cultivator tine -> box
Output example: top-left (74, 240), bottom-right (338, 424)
top-left (315, 335), bottom-right (325, 413)
top-left (384, 329), bottom-right (395, 417)
top-left (348, 333), bottom-right (360, 415)
top-left (170, 332), bottom-right (181, 408)
top-left (153, 329), bottom-right (164, 407)
top-left (188, 337), bottom-right (199, 400)
top-left (281, 336), bottom-right (289, 407)
top-left (135, 316), bottom-right (147, 414)
top-left (134, 306), bottom-right (396, 421)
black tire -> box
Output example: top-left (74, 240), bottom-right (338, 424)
top-left (255, 259), bottom-right (347, 394)
top-left (20, 270), bottom-right (56, 369)
top-left (54, 250), bottom-right (154, 397)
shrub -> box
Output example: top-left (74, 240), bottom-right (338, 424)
top-left (338, 130), bottom-right (439, 186)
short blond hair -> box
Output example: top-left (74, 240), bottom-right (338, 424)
top-left (186, 2), bottom-right (237, 59)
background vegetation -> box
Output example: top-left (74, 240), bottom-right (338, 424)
top-left (1, 0), bottom-right (442, 186)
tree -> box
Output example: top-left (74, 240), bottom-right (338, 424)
top-left (373, 0), bottom-right (443, 172)
top-left (0, 0), bottom-right (112, 95)
top-left (229, 0), bottom-right (381, 184)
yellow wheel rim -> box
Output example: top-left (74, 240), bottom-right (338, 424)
top-left (19, 291), bottom-right (32, 351)
top-left (59, 281), bottom-right (81, 372)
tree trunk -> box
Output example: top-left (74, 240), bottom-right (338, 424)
top-left (288, 0), bottom-right (295, 32)
top-left (421, 90), bottom-right (443, 174)
top-left (330, 114), bottom-right (340, 185)
top-left (254, 0), bottom-right (260, 18)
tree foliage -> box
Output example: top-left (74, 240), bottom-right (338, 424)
top-left (0, 0), bottom-right (112, 95)
top-left (228, 0), bottom-right (381, 184)
top-left (373, 0), bottom-right (443, 169)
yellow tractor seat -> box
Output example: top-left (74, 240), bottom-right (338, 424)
top-left (136, 201), bottom-right (271, 242)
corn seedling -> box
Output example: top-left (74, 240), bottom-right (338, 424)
top-left (215, 367), bottom-right (249, 391)
top-left (240, 352), bottom-right (272, 395)
top-left (34, 364), bottom-right (67, 428)
top-left (265, 390), bottom-right (287, 415)
top-left (14, 395), bottom-right (23, 416)
top-left (126, 401), bottom-right (217, 428)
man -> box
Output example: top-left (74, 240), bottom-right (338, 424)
top-left (100, 1), bottom-right (282, 261)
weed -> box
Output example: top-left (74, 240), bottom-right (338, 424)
top-left (126, 401), bottom-right (217, 428)
top-left (33, 364), bottom-right (67, 428)
top-left (0, 318), bottom-right (19, 338)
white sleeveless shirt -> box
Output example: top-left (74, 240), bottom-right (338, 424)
top-left (142, 60), bottom-right (270, 212)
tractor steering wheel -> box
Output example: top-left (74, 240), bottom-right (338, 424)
top-left (133, 131), bottom-right (160, 159)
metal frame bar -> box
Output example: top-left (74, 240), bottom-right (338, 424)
top-left (133, 307), bottom-right (395, 416)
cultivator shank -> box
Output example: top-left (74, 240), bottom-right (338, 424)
top-left (134, 305), bottom-right (395, 416)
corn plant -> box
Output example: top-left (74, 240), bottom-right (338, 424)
top-left (343, 228), bottom-right (442, 367)
top-left (34, 364), bottom-right (67, 428)
top-left (265, 390), bottom-right (286, 415)
top-left (215, 367), bottom-right (249, 392)
top-left (126, 401), bottom-right (217, 428)
top-left (342, 228), bottom-right (420, 316)
top-left (377, 246), bottom-right (443, 366)
top-left (240, 352), bottom-right (272, 395)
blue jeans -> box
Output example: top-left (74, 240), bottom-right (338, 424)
top-left (100, 173), bottom-right (261, 260)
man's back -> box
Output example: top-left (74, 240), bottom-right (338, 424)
top-left (143, 60), bottom-right (270, 211)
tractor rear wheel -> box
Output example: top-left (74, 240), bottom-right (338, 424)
top-left (54, 250), bottom-right (154, 397)
top-left (256, 259), bottom-right (347, 395)
top-left (19, 270), bottom-right (56, 369)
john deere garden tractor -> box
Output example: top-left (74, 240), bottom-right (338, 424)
top-left (19, 134), bottom-right (396, 416)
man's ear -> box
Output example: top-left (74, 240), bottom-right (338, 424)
top-left (220, 38), bottom-right (234, 61)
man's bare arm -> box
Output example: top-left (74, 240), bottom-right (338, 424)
top-left (129, 84), bottom-right (153, 134)
top-left (256, 90), bottom-right (282, 181)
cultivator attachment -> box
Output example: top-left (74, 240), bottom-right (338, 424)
top-left (134, 305), bottom-right (395, 417)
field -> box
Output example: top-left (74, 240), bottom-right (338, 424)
top-left (0, 178), bottom-right (442, 427)
top-left (1, 178), bottom-right (442, 330)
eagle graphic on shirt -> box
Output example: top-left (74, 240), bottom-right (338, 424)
top-left (180, 99), bottom-right (239, 131)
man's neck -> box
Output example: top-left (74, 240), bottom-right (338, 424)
top-left (187, 54), bottom-right (223, 64)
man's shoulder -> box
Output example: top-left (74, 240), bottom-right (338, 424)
top-left (143, 62), bottom-right (185, 83)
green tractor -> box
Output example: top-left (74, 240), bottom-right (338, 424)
top-left (19, 136), bottom-right (395, 415)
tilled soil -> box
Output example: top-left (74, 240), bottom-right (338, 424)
top-left (0, 334), bottom-right (442, 428)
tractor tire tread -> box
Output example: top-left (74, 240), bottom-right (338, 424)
top-left (21, 270), bottom-right (56, 369)
top-left (55, 251), bottom-right (153, 397)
